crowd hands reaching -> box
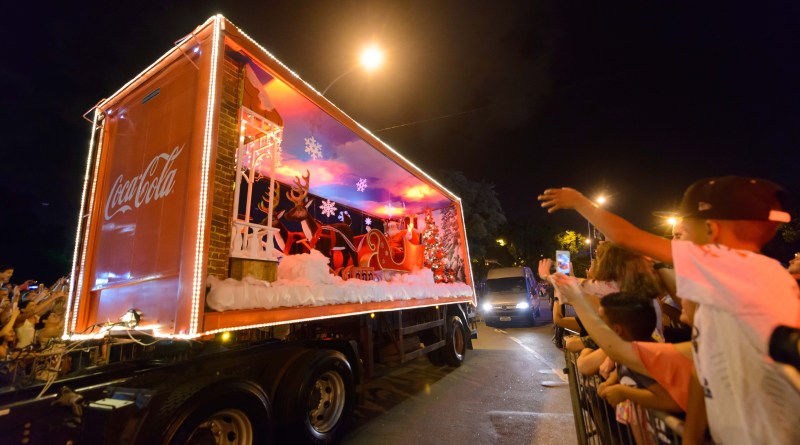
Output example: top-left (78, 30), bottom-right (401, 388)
top-left (0, 265), bottom-right (69, 386)
top-left (536, 177), bottom-right (800, 445)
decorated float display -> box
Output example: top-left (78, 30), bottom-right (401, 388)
top-left (66, 15), bottom-right (475, 338)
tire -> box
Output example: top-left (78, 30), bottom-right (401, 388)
top-left (441, 315), bottom-right (467, 367)
top-left (164, 389), bottom-right (272, 445)
top-left (276, 349), bottom-right (355, 444)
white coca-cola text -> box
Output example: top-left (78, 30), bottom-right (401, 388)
top-left (104, 145), bottom-right (184, 220)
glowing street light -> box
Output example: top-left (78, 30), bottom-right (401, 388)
top-left (585, 238), bottom-right (592, 245)
top-left (322, 44), bottom-right (384, 95)
top-left (496, 238), bottom-right (506, 246)
top-left (359, 45), bottom-right (384, 71)
top-left (667, 216), bottom-right (678, 226)
top-left (596, 196), bottom-right (607, 206)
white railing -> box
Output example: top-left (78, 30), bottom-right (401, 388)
top-left (230, 220), bottom-right (282, 261)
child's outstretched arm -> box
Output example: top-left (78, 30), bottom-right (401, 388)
top-left (554, 273), bottom-right (650, 376)
top-left (538, 187), bottom-right (672, 264)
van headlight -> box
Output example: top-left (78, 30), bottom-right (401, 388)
top-left (515, 302), bottom-right (530, 309)
top-left (482, 302), bottom-right (493, 312)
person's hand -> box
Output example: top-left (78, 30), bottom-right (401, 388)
top-left (599, 356), bottom-right (616, 379)
top-left (538, 187), bottom-right (590, 213)
top-left (537, 258), bottom-right (553, 280)
top-left (18, 280), bottom-right (36, 292)
top-left (565, 335), bottom-right (585, 352)
top-left (552, 273), bottom-right (581, 304)
top-left (598, 384), bottom-right (628, 406)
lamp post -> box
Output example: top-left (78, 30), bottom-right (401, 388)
top-left (321, 45), bottom-right (384, 96)
top-left (587, 195), bottom-right (607, 258)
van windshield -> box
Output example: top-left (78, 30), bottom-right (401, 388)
top-left (486, 277), bottom-right (526, 293)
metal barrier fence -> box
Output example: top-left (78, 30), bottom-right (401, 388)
top-left (564, 349), bottom-right (684, 445)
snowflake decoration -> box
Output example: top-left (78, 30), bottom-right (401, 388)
top-left (337, 210), bottom-right (350, 222)
top-left (304, 136), bottom-right (323, 160)
top-left (364, 217), bottom-right (372, 226)
top-left (356, 178), bottom-right (368, 192)
top-left (320, 199), bottom-right (337, 218)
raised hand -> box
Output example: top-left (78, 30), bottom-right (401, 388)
top-left (537, 187), bottom-right (589, 213)
top-left (537, 258), bottom-right (553, 280)
top-left (552, 273), bottom-right (582, 304)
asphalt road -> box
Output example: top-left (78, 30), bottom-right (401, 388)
top-left (342, 301), bottom-right (578, 445)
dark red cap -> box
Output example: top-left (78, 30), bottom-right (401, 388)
top-left (678, 176), bottom-right (791, 222)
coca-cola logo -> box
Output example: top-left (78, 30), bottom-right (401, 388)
top-left (104, 145), bottom-right (184, 220)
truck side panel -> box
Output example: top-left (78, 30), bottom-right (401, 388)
top-left (75, 32), bottom-right (215, 335)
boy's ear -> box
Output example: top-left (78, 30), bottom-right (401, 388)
top-left (706, 220), bottom-right (720, 241)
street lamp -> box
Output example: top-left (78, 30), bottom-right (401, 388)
top-left (321, 45), bottom-right (384, 95)
top-left (587, 195), bottom-right (606, 258)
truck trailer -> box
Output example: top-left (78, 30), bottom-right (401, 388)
top-left (0, 15), bottom-right (477, 445)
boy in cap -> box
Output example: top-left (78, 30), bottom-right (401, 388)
top-left (539, 176), bottom-right (800, 445)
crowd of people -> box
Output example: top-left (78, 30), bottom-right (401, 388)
top-left (0, 265), bottom-right (69, 386)
top-left (537, 176), bottom-right (800, 445)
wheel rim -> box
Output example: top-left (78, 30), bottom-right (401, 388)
top-left (187, 408), bottom-right (253, 445)
top-left (452, 321), bottom-right (465, 361)
top-left (308, 370), bottom-right (346, 433)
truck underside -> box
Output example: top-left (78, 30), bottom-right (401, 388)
top-left (0, 303), bottom-right (476, 444)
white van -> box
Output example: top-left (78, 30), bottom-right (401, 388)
top-left (480, 267), bottom-right (542, 326)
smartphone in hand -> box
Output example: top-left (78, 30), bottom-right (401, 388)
top-left (556, 250), bottom-right (571, 275)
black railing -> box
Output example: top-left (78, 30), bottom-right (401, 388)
top-left (564, 349), bottom-right (684, 445)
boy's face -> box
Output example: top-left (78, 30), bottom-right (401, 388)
top-left (598, 307), bottom-right (628, 340)
top-left (0, 269), bottom-right (12, 284)
top-left (676, 218), bottom-right (714, 244)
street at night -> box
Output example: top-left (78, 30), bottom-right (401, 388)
top-left (345, 310), bottom-right (577, 445)
top-left (2, 2), bottom-right (800, 444)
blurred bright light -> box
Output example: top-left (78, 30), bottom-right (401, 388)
top-left (482, 302), bottom-right (493, 312)
top-left (667, 217), bottom-right (678, 226)
top-left (515, 302), bottom-right (530, 309)
top-left (496, 238), bottom-right (506, 246)
top-left (585, 238), bottom-right (592, 244)
top-left (360, 46), bottom-right (384, 71)
top-left (596, 196), bottom-right (607, 205)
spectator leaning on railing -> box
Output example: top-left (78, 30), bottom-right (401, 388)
top-left (539, 176), bottom-right (800, 445)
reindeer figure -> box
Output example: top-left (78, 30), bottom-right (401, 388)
top-left (284, 170), bottom-right (358, 267)
top-left (257, 182), bottom-right (289, 253)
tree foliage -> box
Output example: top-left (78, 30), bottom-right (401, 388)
top-left (435, 170), bottom-right (506, 261)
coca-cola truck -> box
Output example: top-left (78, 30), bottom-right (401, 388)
top-left (0, 15), bottom-right (477, 445)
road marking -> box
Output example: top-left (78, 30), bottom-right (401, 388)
top-left (488, 410), bottom-right (573, 419)
top-left (501, 333), bottom-right (568, 383)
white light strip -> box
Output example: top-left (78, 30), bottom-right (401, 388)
top-left (456, 199), bottom-right (477, 303)
top-left (70, 113), bottom-right (106, 334)
top-left (200, 298), bottom-right (473, 336)
top-left (65, 110), bottom-right (100, 337)
top-left (228, 19), bottom-right (462, 204)
top-left (63, 297), bottom-right (473, 340)
top-left (190, 15), bottom-right (222, 335)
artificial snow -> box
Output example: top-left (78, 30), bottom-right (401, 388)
top-left (206, 249), bottom-right (472, 311)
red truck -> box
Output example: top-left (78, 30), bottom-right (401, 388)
top-left (0, 15), bottom-right (477, 445)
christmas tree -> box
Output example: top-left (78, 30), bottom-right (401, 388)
top-left (422, 209), bottom-right (449, 283)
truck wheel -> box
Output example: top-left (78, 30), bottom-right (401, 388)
top-left (441, 315), bottom-right (467, 367)
top-left (277, 349), bottom-right (354, 444)
top-left (165, 391), bottom-right (272, 445)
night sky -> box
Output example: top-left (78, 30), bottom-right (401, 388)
top-left (3, 1), bottom-right (799, 282)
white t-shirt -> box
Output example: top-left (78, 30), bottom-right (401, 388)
top-left (673, 240), bottom-right (800, 445)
